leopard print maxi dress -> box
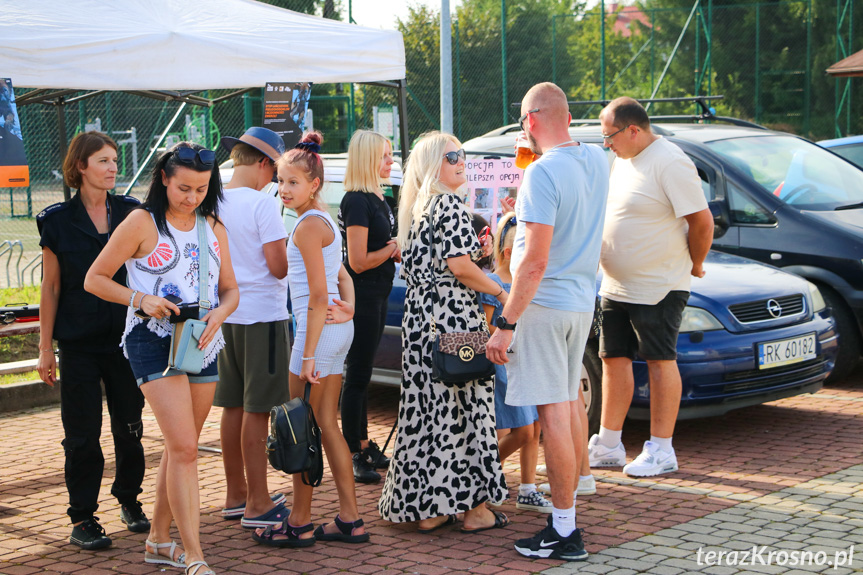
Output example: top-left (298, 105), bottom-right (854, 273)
top-left (378, 193), bottom-right (507, 523)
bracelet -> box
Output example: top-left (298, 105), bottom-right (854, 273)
top-left (496, 287), bottom-right (504, 297)
top-left (129, 290), bottom-right (139, 308)
top-left (39, 348), bottom-right (53, 353)
top-left (301, 356), bottom-right (315, 361)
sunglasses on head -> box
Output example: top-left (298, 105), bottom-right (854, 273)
top-left (443, 148), bottom-right (466, 165)
top-left (172, 147), bottom-right (216, 167)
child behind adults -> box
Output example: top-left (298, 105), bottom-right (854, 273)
top-left (480, 213), bottom-right (552, 513)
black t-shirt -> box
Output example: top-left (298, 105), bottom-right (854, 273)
top-left (338, 190), bottom-right (396, 283)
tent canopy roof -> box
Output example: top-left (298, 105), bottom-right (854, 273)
top-left (1, 0), bottom-right (405, 91)
top-left (826, 49), bottom-right (863, 77)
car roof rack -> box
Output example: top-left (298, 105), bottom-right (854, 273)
top-left (508, 95), bottom-right (767, 130)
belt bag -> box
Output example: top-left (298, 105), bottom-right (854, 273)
top-left (266, 382), bottom-right (323, 487)
top-left (164, 212), bottom-right (212, 376)
top-left (425, 194), bottom-right (495, 385)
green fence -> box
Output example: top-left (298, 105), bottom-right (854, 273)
top-left (1, 0), bottom-right (860, 287)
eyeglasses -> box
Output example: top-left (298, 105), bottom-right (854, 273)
top-left (601, 125), bottom-right (629, 143)
top-left (518, 108), bottom-right (541, 131)
top-left (443, 148), bottom-right (466, 165)
top-left (172, 147), bottom-right (216, 167)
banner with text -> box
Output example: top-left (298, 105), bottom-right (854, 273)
top-left (465, 158), bottom-right (523, 232)
top-left (0, 78), bottom-right (28, 187)
top-left (264, 82), bottom-right (313, 150)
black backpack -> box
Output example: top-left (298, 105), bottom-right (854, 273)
top-left (266, 382), bottom-right (323, 487)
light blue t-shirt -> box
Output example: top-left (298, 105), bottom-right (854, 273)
top-left (511, 142), bottom-right (609, 312)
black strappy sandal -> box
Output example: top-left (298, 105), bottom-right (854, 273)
top-left (252, 519), bottom-right (316, 548)
top-left (313, 515), bottom-right (370, 543)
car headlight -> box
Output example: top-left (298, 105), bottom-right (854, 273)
top-left (679, 306), bottom-right (723, 333)
top-left (807, 281), bottom-right (826, 312)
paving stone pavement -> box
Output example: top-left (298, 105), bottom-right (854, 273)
top-left (0, 366), bottom-right (861, 574)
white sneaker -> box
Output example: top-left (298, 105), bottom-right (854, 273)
top-left (588, 434), bottom-right (627, 468)
top-left (536, 478), bottom-right (596, 496)
top-left (577, 475), bottom-right (596, 495)
top-left (536, 465), bottom-right (547, 475)
top-left (622, 441), bottom-right (678, 477)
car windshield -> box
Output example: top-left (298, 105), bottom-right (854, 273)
top-left (706, 135), bottom-right (863, 211)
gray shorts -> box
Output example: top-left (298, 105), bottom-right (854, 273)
top-left (214, 320), bottom-right (291, 413)
top-left (505, 303), bottom-right (593, 407)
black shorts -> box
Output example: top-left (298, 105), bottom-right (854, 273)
top-left (599, 291), bottom-right (690, 361)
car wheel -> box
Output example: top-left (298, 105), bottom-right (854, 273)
top-left (821, 286), bottom-right (862, 383)
top-left (581, 339), bottom-right (602, 436)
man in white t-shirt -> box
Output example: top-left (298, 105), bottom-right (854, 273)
top-left (214, 127), bottom-right (292, 529)
top-left (592, 98), bottom-right (714, 478)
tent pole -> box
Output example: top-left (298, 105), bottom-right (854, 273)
top-left (57, 98), bottom-right (70, 201)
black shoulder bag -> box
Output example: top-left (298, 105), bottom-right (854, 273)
top-left (426, 194), bottom-right (496, 384)
top-left (266, 382), bottom-right (324, 487)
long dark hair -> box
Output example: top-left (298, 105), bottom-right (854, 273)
top-left (139, 141), bottom-right (222, 237)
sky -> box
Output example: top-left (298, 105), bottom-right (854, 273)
top-left (348, 0), bottom-right (461, 30)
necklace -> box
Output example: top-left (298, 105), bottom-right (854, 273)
top-left (168, 212), bottom-right (196, 229)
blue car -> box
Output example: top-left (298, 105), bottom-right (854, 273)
top-left (818, 134), bottom-right (863, 169)
top-left (371, 251), bottom-right (837, 434)
top-left (241, 151), bottom-right (839, 434)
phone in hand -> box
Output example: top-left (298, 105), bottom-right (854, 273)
top-left (134, 294), bottom-right (184, 320)
top-left (479, 225), bottom-right (491, 244)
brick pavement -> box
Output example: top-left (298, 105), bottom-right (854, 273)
top-left (1, 366), bottom-right (861, 575)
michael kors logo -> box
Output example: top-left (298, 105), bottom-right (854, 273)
top-left (458, 345), bottom-right (475, 362)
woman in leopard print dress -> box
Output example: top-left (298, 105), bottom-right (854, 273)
top-left (378, 132), bottom-right (510, 534)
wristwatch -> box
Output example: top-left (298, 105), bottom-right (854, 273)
top-left (495, 315), bottom-right (517, 330)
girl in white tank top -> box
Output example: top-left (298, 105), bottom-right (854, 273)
top-left (252, 133), bottom-right (368, 548)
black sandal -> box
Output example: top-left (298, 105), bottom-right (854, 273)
top-left (313, 515), bottom-right (370, 543)
top-left (252, 519), bottom-right (316, 548)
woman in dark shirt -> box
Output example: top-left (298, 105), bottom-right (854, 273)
top-left (337, 130), bottom-right (400, 484)
top-left (37, 131), bottom-right (149, 551)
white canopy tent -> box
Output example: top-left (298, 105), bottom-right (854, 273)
top-left (0, 0), bottom-right (409, 196)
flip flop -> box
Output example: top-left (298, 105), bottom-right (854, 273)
top-left (417, 514), bottom-right (458, 534)
top-left (241, 502), bottom-right (290, 529)
top-left (221, 493), bottom-right (286, 519)
top-left (460, 510), bottom-right (509, 534)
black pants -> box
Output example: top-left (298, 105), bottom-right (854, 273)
top-left (341, 279), bottom-right (392, 453)
top-left (58, 346), bottom-right (146, 523)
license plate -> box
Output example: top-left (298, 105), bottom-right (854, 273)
top-left (757, 333), bottom-right (816, 369)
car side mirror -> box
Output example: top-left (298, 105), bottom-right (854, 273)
top-left (708, 200), bottom-right (730, 239)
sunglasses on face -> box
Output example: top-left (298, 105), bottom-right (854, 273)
top-left (173, 147), bottom-right (216, 167)
top-left (519, 108), bottom-right (540, 131)
top-left (443, 148), bottom-right (466, 165)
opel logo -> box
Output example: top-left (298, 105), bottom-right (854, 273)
top-left (766, 299), bottom-right (783, 318)
top-left (458, 345), bottom-right (475, 362)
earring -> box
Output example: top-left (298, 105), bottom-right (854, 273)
top-left (311, 193), bottom-right (315, 199)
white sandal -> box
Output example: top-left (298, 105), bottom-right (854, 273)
top-left (186, 560), bottom-right (216, 575)
top-left (145, 539), bottom-right (186, 568)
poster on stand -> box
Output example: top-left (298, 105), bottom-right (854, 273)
top-left (264, 82), bottom-right (313, 150)
top-left (464, 158), bottom-right (523, 232)
top-left (0, 78), bottom-right (29, 187)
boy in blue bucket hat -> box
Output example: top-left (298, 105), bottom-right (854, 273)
top-left (213, 127), bottom-right (292, 529)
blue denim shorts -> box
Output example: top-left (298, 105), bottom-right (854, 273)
top-left (125, 323), bottom-right (219, 387)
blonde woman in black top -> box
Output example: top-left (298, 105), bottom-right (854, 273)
top-left (337, 130), bottom-right (400, 484)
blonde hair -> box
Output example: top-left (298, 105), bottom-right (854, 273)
top-left (493, 211), bottom-right (517, 266)
top-left (230, 141), bottom-right (268, 167)
top-left (396, 131), bottom-right (461, 249)
top-left (344, 130), bottom-right (391, 194)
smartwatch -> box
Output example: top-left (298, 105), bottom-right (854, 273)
top-left (495, 315), bottom-right (517, 330)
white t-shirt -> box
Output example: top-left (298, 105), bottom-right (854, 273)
top-left (220, 186), bottom-right (289, 324)
top-left (600, 137), bottom-right (708, 305)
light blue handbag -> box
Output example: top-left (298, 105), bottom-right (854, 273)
top-left (164, 213), bottom-right (212, 375)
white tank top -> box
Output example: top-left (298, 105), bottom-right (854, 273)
top-left (287, 209), bottom-right (341, 300)
top-left (121, 212), bottom-right (224, 366)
